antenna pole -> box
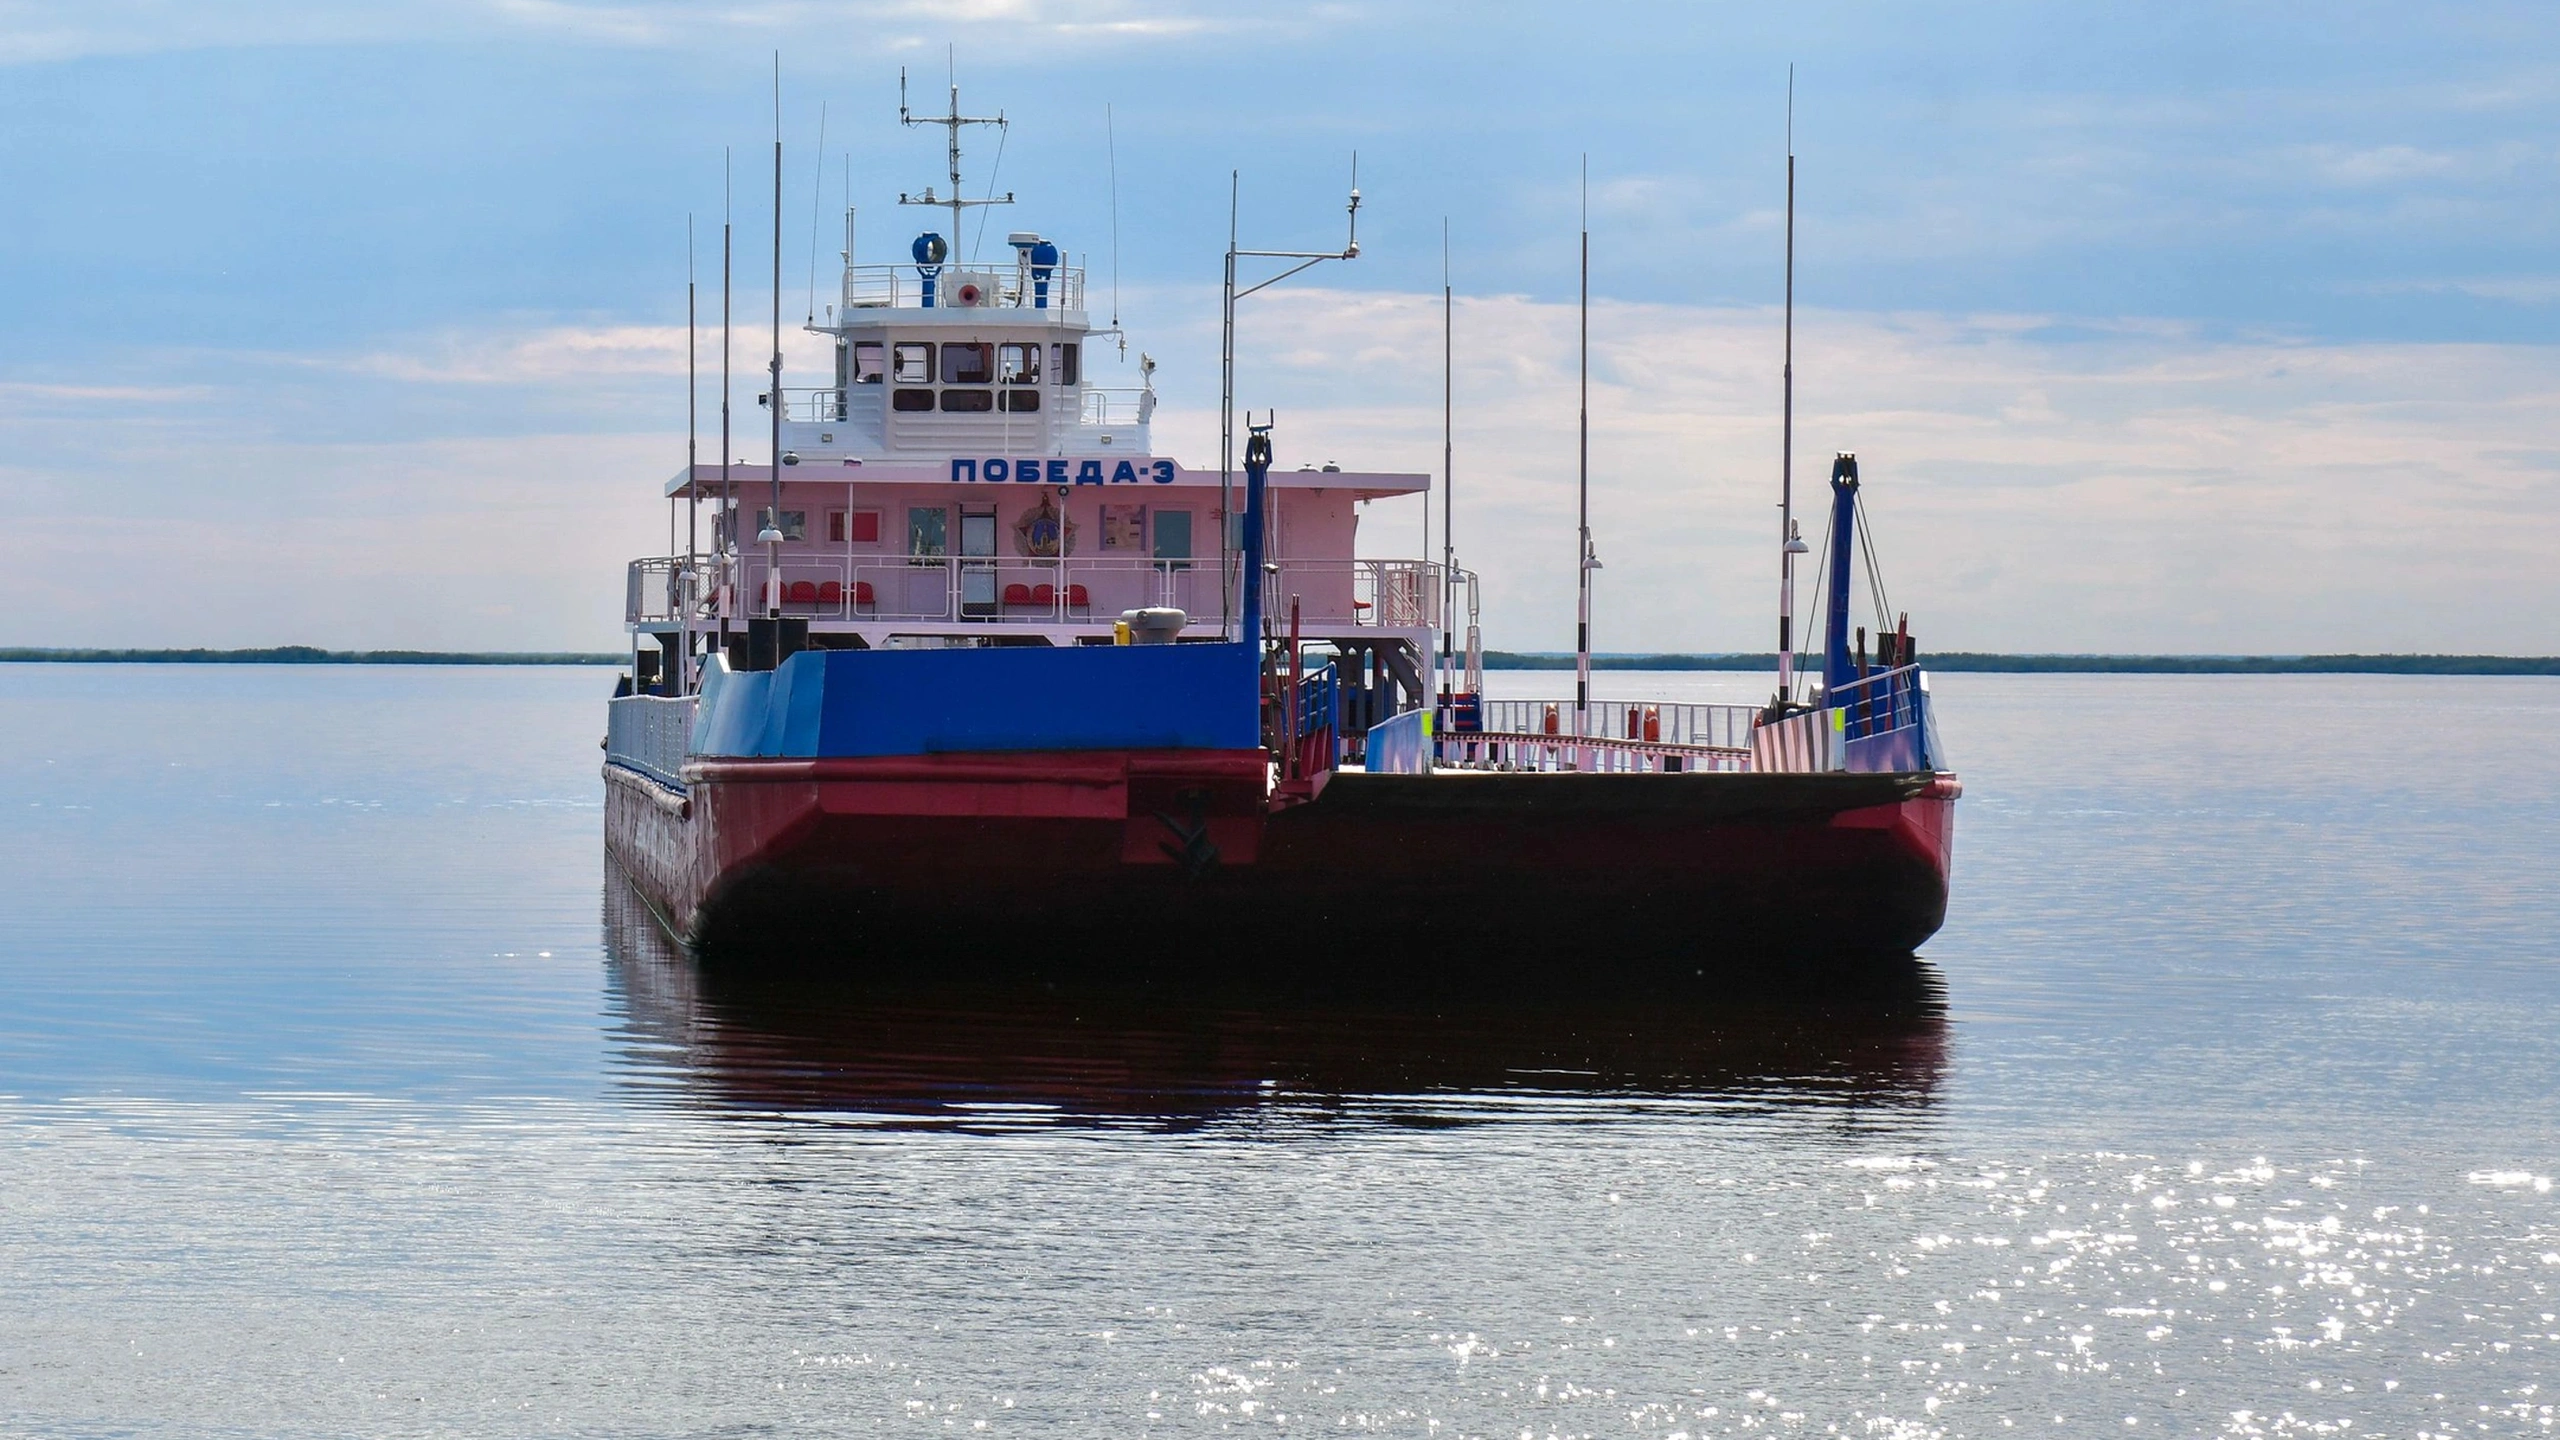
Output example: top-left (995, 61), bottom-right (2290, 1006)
top-left (1440, 218), bottom-right (1454, 701)
top-left (1219, 159), bottom-right (1362, 642)
top-left (895, 65), bottom-right (1011, 288)
top-left (686, 216), bottom-right (698, 692)
top-left (1777, 67), bottom-right (1800, 706)
top-left (1220, 172), bottom-right (1238, 638)
top-left (1575, 158), bottom-right (1593, 746)
top-left (720, 158), bottom-right (733, 661)
top-left (765, 67), bottom-right (784, 621)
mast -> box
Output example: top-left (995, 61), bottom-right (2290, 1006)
top-left (686, 217), bottom-right (698, 692)
top-left (1776, 68), bottom-right (1802, 707)
top-left (1440, 219), bottom-right (1454, 699)
top-left (1574, 158), bottom-right (1593, 742)
top-left (762, 91), bottom-right (784, 620)
top-left (719, 157), bottom-right (733, 657)
top-left (1218, 163), bottom-right (1361, 642)
top-left (896, 67), bottom-right (1011, 287)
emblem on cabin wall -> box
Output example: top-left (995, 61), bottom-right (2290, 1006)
top-left (1012, 492), bottom-right (1079, 557)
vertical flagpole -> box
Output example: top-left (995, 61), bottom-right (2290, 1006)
top-left (763, 61), bottom-right (785, 621)
top-left (1776, 68), bottom-right (1801, 707)
top-left (1440, 218), bottom-right (1454, 702)
top-left (1574, 157), bottom-right (1593, 749)
top-left (720, 155), bottom-right (734, 661)
top-left (685, 217), bottom-right (699, 692)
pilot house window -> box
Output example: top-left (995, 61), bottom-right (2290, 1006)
top-left (939, 389), bottom-right (994, 413)
top-left (851, 342), bottom-right (885, 383)
top-left (999, 343), bottom-right (1041, 385)
top-left (941, 343), bottom-right (994, 385)
top-left (1050, 342), bottom-right (1081, 387)
top-left (892, 343), bottom-right (934, 384)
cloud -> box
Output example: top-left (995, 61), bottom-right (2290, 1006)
top-left (1135, 287), bottom-right (2560, 654)
top-left (7, 289), bottom-right (2559, 653)
top-left (341, 323), bottom-right (691, 385)
top-left (0, 0), bottom-right (1300, 64)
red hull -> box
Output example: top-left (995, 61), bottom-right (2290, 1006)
top-left (604, 755), bottom-right (1956, 968)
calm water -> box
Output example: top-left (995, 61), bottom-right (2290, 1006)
top-left (4, 665), bottom-right (2557, 1438)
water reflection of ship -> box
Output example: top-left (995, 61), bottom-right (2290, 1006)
top-left (604, 879), bottom-right (1947, 1126)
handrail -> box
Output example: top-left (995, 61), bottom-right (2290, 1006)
top-left (1825, 663), bottom-right (1924, 740)
top-left (629, 555), bottom-right (1446, 630)
top-left (1078, 387), bottom-right (1156, 427)
top-left (1467, 698), bottom-right (1761, 751)
top-left (1433, 729), bottom-right (1750, 774)
top-left (606, 694), bottom-right (696, 789)
top-left (840, 262), bottom-right (1087, 313)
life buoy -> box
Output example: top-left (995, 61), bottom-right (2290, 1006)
top-left (1542, 704), bottom-right (1559, 736)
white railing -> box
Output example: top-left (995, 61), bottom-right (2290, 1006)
top-left (1262, 560), bottom-right (1441, 631)
top-left (1078, 387), bottom-right (1156, 427)
top-left (1431, 730), bottom-right (1751, 774)
top-left (1469, 699), bottom-right (1760, 751)
top-left (626, 555), bottom-right (1445, 632)
top-left (606, 694), bottom-right (696, 789)
top-left (841, 262), bottom-right (1087, 313)
top-left (627, 556), bottom-right (721, 625)
top-left (784, 387), bottom-right (849, 422)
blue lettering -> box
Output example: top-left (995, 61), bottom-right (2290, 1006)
top-left (951, 458), bottom-right (977, 483)
top-left (1075, 460), bottom-right (1106, 486)
top-left (982, 458), bottom-right (1006, 482)
top-left (1150, 460), bottom-right (1176, 484)
top-left (1047, 459), bottom-right (1070, 484)
top-left (1111, 460), bottom-right (1140, 485)
top-left (1016, 458), bottom-right (1040, 481)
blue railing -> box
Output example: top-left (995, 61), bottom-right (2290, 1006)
top-left (1365, 708), bottom-right (1434, 774)
top-left (1826, 663), bottom-right (1935, 772)
top-left (1283, 662), bottom-right (1342, 778)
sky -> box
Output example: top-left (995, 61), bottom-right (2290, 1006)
top-left (2, 0), bottom-right (2555, 653)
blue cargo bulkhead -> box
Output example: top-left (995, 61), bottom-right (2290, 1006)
top-left (688, 644), bottom-right (1262, 760)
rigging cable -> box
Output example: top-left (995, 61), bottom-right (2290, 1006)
top-left (1801, 506), bottom-right (1834, 701)
top-left (971, 121), bottom-right (1011, 264)
top-left (1855, 501), bottom-right (1895, 646)
top-left (804, 101), bottom-right (827, 323)
top-left (1106, 103), bottom-right (1123, 355)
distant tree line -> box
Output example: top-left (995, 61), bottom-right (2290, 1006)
top-left (0, 646), bottom-right (621, 665)
top-left (3, 646), bottom-right (2554, 675)
top-left (1480, 651), bottom-right (2560, 675)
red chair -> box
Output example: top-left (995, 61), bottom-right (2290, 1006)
top-left (1002, 583), bottom-right (1034, 606)
top-left (1031, 583), bottom-right (1056, 606)
top-left (816, 580), bottom-right (843, 607)
top-left (853, 581), bottom-right (875, 607)
top-left (1065, 584), bottom-right (1090, 608)
top-left (785, 580), bottom-right (818, 605)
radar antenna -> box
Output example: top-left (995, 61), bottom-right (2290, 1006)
top-left (897, 65), bottom-right (1013, 255)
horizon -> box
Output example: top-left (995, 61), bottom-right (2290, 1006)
top-left (3, 3), bottom-right (2554, 653)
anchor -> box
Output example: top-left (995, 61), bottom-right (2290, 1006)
top-left (1153, 788), bottom-right (1221, 881)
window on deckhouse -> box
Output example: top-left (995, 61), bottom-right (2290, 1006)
top-left (908, 507), bottom-right (949, 560)
top-left (998, 344), bottom-right (1040, 384)
top-left (892, 343), bottom-right (933, 384)
top-left (851, 342), bottom-right (885, 383)
top-left (941, 343), bottom-right (994, 385)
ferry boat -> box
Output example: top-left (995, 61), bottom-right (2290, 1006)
top-left (603, 90), bottom-right (1958, 969)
